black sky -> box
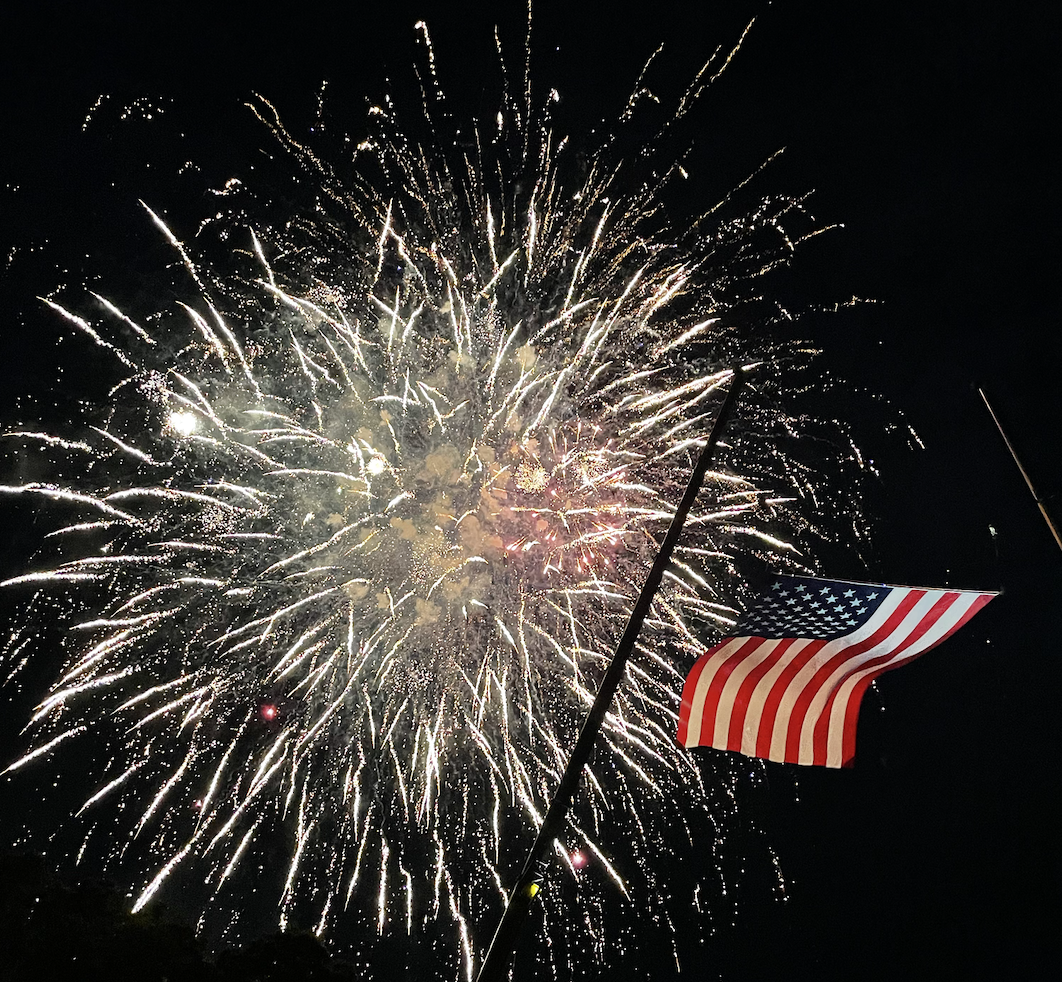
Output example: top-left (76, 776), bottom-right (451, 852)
top-left (1, 1), bottom-right (1059, 979)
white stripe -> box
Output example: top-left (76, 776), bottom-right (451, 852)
top-left (680, 637), bottom-right (746, 747)
top-left (766, 587), bottom-right (911, 761)
top-left (735, 638), bottom-right (819, 756)
top-left (794, 589), bottom-right (946, 764)
top-left (710, 638), bottom-right (786, 748)
top-left (822, 590), bottom-right (981, 766)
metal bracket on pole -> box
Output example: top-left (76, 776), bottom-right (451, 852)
top-left (474, 367), bottom-right (747, 982)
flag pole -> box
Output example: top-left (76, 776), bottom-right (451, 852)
top-left (978, 387), bottom-right (1062, 554)
top-left (474, 367), bottom-right (747, 982)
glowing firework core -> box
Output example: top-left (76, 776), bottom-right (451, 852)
top-left (166, 409), bottom-right (198, 436)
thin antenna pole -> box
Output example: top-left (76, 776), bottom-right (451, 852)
top-left (979, 387), bottom-right (1062, 553)
top-left (474, 367), bottom-right (747, 982)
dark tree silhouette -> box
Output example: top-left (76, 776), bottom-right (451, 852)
top-left (0, 852), bottom-right (361, 981)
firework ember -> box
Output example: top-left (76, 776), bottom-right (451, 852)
top-left (1, 20), bottom-right (864, 979)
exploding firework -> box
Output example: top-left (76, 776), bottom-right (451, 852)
top-left (1, 19), bottom-right (866, 980)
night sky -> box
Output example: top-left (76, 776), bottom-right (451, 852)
top-left (1, 2), bottom-right (1059, 979)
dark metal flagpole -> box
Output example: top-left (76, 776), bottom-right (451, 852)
top-left (474, 367), bottom-right (747, 982)
top-left (979, 387), bottom-right (1062, 554)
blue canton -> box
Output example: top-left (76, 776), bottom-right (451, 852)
top-left (734, 576), bottom-right (891, 640)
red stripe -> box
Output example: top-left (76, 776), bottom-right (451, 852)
top-left (809, 592), bottom-right (958, 765)
top-left (690, 637), bottom-right (766, 748)
top-left (838, 590), bottom-right (996, 766)
top-left (677, 639), bottom-right (728, 745)
top-left (725, 638), bottom-right (801, 752)
top-left (754, 638), bottom-right (830, 759)
top-left (781, 591), bottom-right (925, 763)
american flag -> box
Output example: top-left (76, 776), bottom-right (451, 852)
top-left (677, 575), bottom-right (998, 767)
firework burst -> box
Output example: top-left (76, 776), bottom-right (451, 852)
top-left (2, 20), bottom-right (865, 979)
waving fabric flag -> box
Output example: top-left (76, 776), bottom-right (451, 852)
top-left (677, 575), bottom-right (998, 768)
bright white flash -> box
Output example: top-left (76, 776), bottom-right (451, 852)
top-left (166, 410), bottom-right (198, 437)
